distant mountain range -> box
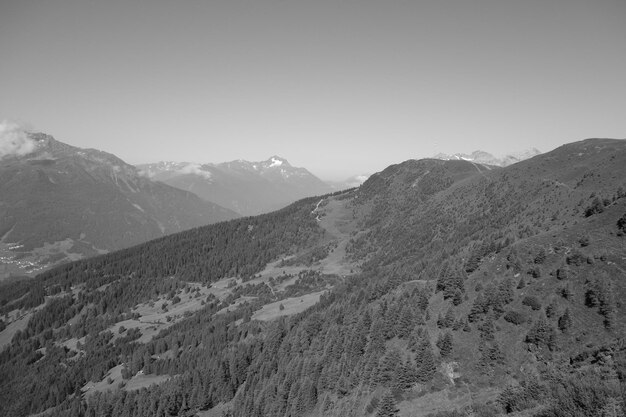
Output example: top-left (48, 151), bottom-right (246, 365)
top-left (137, 156), bottom-right (335, 216)
top-left (432, 148), bottom-right (541, 166)
top-left (0, 133), bottom-right (238, 278)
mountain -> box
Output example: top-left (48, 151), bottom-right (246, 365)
top-left (433, 147), bottom-right (542, 166)
top-left (1, 138), bottom-right (625, 417)
top-left (0, 132), bottom-right (238, 279)
top-left (137, 156), bottom-right (335, 216)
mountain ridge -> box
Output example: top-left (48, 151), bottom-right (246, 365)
top-left (433, 147), bottom-right (542, 167)
top-left (137, 155), bottom-right (335, 216)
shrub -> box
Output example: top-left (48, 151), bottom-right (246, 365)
top-left (545, 299), bottom-right (558, 318)
top-left (558, 308), bottom-right (572, 332)
top-left (566, 251), bottom-right (585, 266)
top-left (618, 213), bottom-right (626, 234)
top-left (559, 285), bottom-right (572, 299)
top-left (365, 397), bottom-right (379, 414)
top-left (436, 332), bottom-right (453, 358)
top-left (578, 235), bottom-right (590, 247)
top-left (498, 378), bottom-right (544, 413)
top-left (528, 266), bottom-right (542, 278)
top-left (556, 268), bottom-right (570, 280)
top-left (503, 310), bottom-right (525, 325)
top-left (534, 248), bottom-right (547, 264)
top-left (522, 296), bottom-right (541, 311)
top-left (584, 197), bottom-right (605, 217)
top-left (526, 319), bottom-right (557, 350)
top-left (471, 403), bottom-right (500, 417)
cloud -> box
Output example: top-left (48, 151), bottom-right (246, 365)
top-left (0, 120), bottom-right (38, 158)
top-left (137, 168), bottom-right (155, 178)
top-left (179, 163), bottom-right (212, 180)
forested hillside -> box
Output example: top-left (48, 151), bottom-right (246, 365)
top-left (0, 138), bottom-right (625, 417)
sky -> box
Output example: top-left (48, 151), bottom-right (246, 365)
top-left (1, 0), bottom-right (625, 180)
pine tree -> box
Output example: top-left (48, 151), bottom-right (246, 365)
top-left (384, 303), bottom-right (401, 339)
top-left (498, 279), bottom-right (514, 305)
top-left (437, 312), bottom-right (445, 328)
top-left (545, 298), bottom-right (558, 319)
top-left (558, 308), bottom-right (572, 333)
top-left (444, 307), bottom-right (455, 327)
top-left (436, 332), bottom-right (453, 359)
top-left (397, 358), bottom-right (418, 389)
top-left (468, 294), bottom-right (487, 322)
top-left (436, 262), bottom-right (451, 293)
top-left (396, 305), bottom-right (414, 339)
top-left (376, 391), bottom-right (398, 417)
top-left (463, 320), bottom-right (471, 332)
top-left (407, 326), bottom-right (424, 352)
top-left (376, 349), bottom-right (401, 386)
top-left (415, 339), bottom-right (437, 383)
top-left (452, 289), bottom-right (463, 306)
top-left (526, 318), bottom-right (557, 350)
top-left (416, 291), bottom-right (429, 311)
top-left (478, 314), bottom-right (495, 341)
top-left (367, 318), bottom-right (387, 355)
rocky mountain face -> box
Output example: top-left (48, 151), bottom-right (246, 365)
top-left (433, 148), bottom-right (542, 166)
top-left (0, 133), bottom-right (238, 278)
top-left (137, 156), bottom-right (334, 216)
top-left (1, 138), bottom-right (625, 417)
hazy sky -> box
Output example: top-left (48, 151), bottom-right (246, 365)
top-left (1, 0), bottom-right (625, 180)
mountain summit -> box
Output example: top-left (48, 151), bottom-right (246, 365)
top-left (138, 156), bottom-right (334, 216)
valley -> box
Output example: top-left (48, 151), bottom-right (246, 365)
top-left (3, 0), bottom-right (625, 415)
top-left (0, 138), bottom-right (625, 417)
top-left (137, 156), bottom-right (337, 216)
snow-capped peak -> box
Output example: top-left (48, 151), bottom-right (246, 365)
top-left (432, 148), bottom-right (541, 167)
top-left (262, 156), bottom-right (290, 169)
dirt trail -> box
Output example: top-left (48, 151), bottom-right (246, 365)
top-left (314, 197), bottom-right (359, 276)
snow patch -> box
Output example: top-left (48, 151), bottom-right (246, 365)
top-left (269, 157), bottom-right (283, 167)
top-left (132, 204), bottom-right (145, 213)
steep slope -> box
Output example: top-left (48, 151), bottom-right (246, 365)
top-left (138, 156), bottom-right (334, 215)
top-left (0, 138), bottom-right (625, 417)
top-left (0, 133), bottom-right (238, 278)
